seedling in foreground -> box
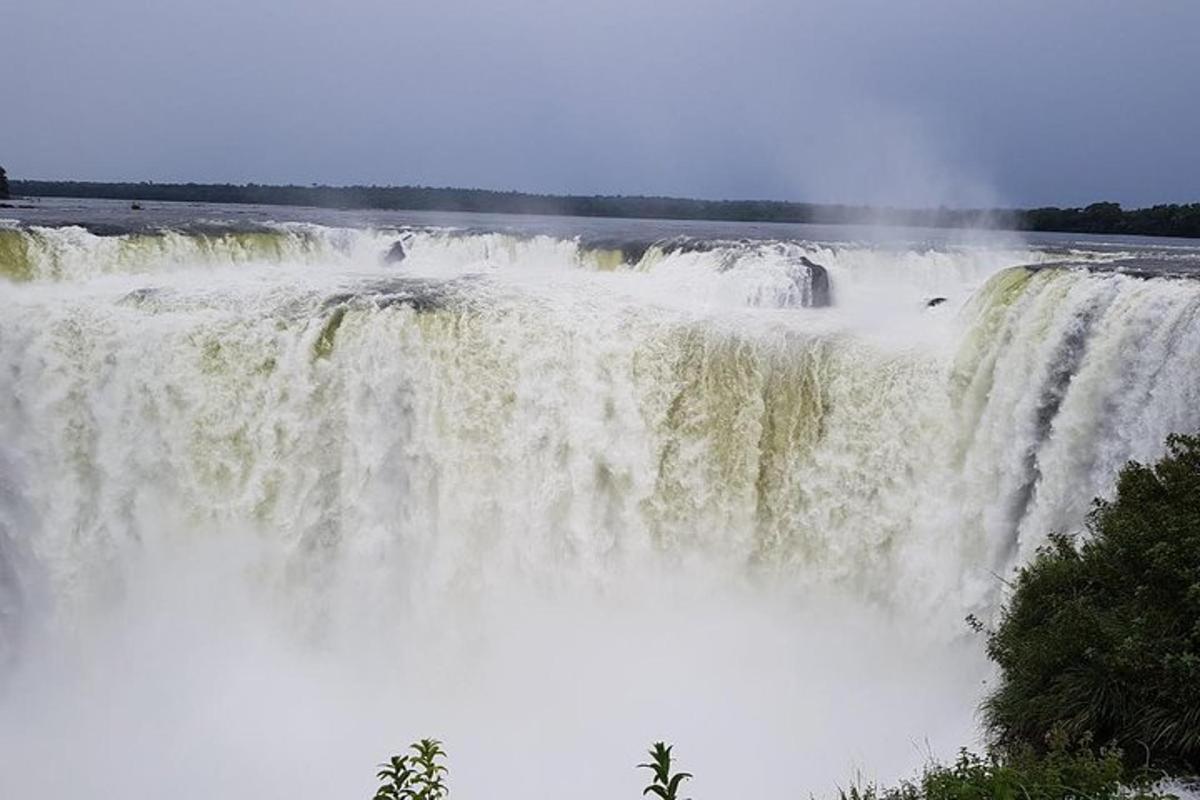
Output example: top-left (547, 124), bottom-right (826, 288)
top-left (639, 741), bottom-right (692, 800)
top-left (374, 753), bottom-right (415, 800)
top-left (373, 738), bottom-right (449, 800)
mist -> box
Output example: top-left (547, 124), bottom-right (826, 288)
top-left (0, 532), bottom-right (989, 799)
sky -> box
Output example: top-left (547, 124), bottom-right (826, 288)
top-left (3, 0), bottom-right (1199, 208)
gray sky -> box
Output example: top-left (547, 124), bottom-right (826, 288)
top-left (4, 0), bottom-right (1198, 208)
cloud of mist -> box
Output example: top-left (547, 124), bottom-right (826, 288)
top-left (4, 1), bottom-right (1198, 207)
top-left (0, 533), bottom-right (989, 800)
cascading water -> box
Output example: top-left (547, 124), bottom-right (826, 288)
top-left (1, 217), bottom-right (1198, 799)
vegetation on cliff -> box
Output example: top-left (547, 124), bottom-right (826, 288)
top-left (984, 434), bottom-right (1200, 774)
top-left (849, 433), bottom-right (1200, 800)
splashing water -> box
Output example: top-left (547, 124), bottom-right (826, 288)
top-left (1, 219), bottom-right (1198, 799)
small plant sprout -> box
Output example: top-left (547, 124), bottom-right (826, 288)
top-left (408, 739), bottom-right (450, 800)
top-left (638, 741), bottom-right (692, 800)
top-left (374, 753), bottom-right (415, 800)
top-left (373, 739), bottom-right (449, 800)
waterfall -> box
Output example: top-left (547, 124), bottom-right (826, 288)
top-left (1, 222), bottom-right (1196, 799)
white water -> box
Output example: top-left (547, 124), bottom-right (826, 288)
top-left (1, 224), bottom-right (1198, 799)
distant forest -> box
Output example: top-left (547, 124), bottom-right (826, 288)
top-left (9, 178), bottom-right (1200, 238)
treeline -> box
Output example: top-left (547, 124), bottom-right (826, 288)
top-left (1022, 201), bottom-right (1200, 238)
top-left (9, 179), bottom-right (1200, 238)
top-left (7, 179), bottom-right (1003, 227)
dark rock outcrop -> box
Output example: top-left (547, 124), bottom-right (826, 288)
top-left (384, 240), bottom-right (407, 264)
top-left (926, 296), bottom-right (948, 307)
top-left (797, 256), bottom-right (831, 308)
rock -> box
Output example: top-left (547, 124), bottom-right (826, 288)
top-left (797, 256), bottom-right (831, 307)
top-left (761, 256), bottom-right (832, 309)
top-left (384, 240), bottom-right (407, 264)
top-left (926, 297), bottom-right (948, 308)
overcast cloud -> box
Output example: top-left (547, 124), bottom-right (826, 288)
top-left (4, 0), bottom-right (1198, 207)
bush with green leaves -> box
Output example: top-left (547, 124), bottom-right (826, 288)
top-left (639, 742), bottom-right (692, 800)
top-left (374, 739), bottom-right (449, 800)
top-left (983, 433), bottom-right (1200, 773)
top-left (839, 731), bottom-right (1166, 800)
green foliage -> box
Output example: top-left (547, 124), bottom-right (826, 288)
top-left (984, 433), bottom-right (1200, 773)
top-left (374, 739), bottom-right (449, 800)
top-left (639, 741), bottom-right (692, 800)
top-left (839, 733), bottom-right (1168, 800)
top-left (1021, 202), bottom-right (1200, 238)
top-left (375, 754), bottom-right (416, 800)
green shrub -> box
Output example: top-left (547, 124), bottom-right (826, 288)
top-left (840, 732), bottom-right (1167, 800)
top-left (375, 754), bottom-right (416, 800)
top-left (374, 739), bottom-right (449, 800)
top-left (984, 433), bottom-right (1200, 773)
top-left (639, 742), bottom-right (692, 800)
